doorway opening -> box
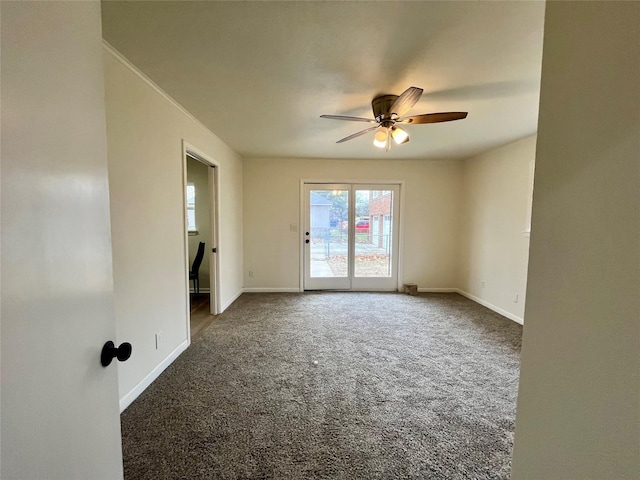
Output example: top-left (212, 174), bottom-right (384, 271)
top-left (183, 142), bottom-right (220, 338)
top-left (303, 183), bottom-right (401, 291)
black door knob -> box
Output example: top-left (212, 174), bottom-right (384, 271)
top-left (101, 341), bottom-right (132, 367)
top-left (305, 239), bottom-right (310, 244)
top-left (305, 232), bottom-right (309, 236)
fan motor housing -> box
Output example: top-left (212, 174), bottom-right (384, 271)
top-left (372, 95), bottom-right (398, 121)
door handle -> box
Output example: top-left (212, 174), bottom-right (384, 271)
top-left (305, 239), bottom-right (310, 243)
top-left (101, 341), bottom-right (132, 367)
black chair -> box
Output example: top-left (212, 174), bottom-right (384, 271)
top-left (190, 242), bottom-right (205, 297)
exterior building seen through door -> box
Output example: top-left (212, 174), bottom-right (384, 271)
top-left (304, 183), bottom-right (400, 291)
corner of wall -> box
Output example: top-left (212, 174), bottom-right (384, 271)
top-left (454, 136), bottom-right (536, 323)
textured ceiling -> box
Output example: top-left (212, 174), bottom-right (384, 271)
top-left (101, 1), bottom-right (545, 160)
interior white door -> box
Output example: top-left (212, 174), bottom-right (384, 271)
top-left (1, 2), bottom-right (124, 478)
top-left (304, 183), bottom-right (400, 291)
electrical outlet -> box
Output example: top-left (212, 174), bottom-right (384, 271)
top-left (514, 294), bottom-right (519, 303)
top-left (155, 331), bottom-right (163, 350)
top-left (290, 223), bottom-right (297, 232)
top-left (481, 281), bottom-right (485, 288)
top-left (249, 270), bottom-right (254, 278)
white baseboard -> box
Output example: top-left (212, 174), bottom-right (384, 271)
top-left (417, 287), bottom-right (458, 293)
top-left (455, 289), bottom-right (524, 325)
top-left (201, 286), bottom-right (523, 325)
top-left (414, 287), bottom-right (523, 325)
top-left (220, 288), bottom-right (243, 312)
top-left (119, 338), bottom-right (190, 412)
top-left (243, 287), bottom-right (301, 293)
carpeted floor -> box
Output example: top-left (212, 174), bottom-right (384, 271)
top-left (121, 292), bottom-right (522, 480)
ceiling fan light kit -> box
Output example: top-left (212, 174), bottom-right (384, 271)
top-left (373, 129), bottom-right (388, 149)
top-left (372, 126), bottom-right (409, 151)
top-left (320, 86), bottom-right (468, 151)
top-left (391, 126), bottom-right (409, 145)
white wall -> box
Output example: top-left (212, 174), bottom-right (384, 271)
top-left (512, 2), bottom-right (640, 478)
top-left (103, 45), bottom-right (243, 409)
top-left (243, 158), bottom-right (462, 291)
top-left (187, 157), bottom-right (211, 290)
top-left (458, 135), bottom-right (536, 323)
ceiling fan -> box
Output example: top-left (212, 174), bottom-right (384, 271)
top-left (320, 86), bottom-right (468, 151)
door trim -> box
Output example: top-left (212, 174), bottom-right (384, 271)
top-left (182, 141), bottom-right (221, 337)
top-left (300, 180), bottom-right (404, 292)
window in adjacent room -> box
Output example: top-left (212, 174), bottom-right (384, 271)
top-left (186, 183), bottom-right (197, 232)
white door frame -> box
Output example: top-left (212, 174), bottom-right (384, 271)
top-left (182, 141), bottom-right (221, 329)
top-left (301, 180), bottom-right (403, 292)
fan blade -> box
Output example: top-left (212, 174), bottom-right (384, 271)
top-left (336, 125), bottom-right (379, 143)
top-left (320, 115), bottom-right (376, 123)
top-left (389, 87), bottom-right (423, 118)
top-left (398, 112), bottom-right (468, 124)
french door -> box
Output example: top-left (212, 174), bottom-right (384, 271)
top-left (303, 183), bottom-right (400, 290)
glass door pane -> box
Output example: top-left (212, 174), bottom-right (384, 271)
top-left (354, 189), bottom-right (394, 278)
top-left (309, 189), bottom-right (348, 277)
top-left (304, 185), bottom-right (351, 290)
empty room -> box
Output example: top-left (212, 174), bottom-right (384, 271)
top-left (1, 1), bottom-right (638, 480)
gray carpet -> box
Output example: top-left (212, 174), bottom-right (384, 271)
top-left (121, 292), bottom-right (522, 479)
